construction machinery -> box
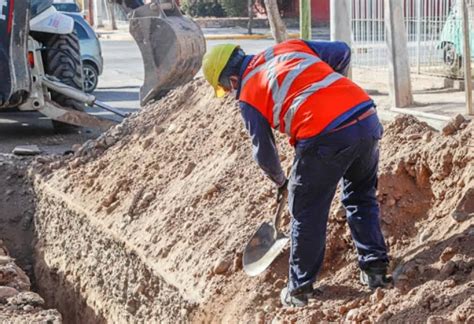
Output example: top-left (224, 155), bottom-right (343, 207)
top-left (0, 0), bottom-right (205, 129)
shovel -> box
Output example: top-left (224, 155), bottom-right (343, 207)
top-left (243, 190), bottom-right (289, 276)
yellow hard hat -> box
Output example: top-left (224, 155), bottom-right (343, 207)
top-left (202, 44), bottom-right (239, 98)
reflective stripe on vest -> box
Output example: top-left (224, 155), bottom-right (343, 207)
top-left (283, 72), bottom-right (343, 135)
top-left (240, 40), bottom-right (371, 143)
top-left (241, 52), bottom-right (322, 129)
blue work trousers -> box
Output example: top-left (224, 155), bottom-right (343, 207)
top-left (288, 114), bottom-right (389, 293)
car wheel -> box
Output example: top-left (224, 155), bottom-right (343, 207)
top-left (83, 63), bottom-right (99, 93)
top-left (443, 42), bottom-right (462, 69)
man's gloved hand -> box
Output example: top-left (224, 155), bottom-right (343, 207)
top-left (277, 179), bottom-right (289, 203)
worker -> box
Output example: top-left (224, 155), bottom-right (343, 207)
top-left (202, 40), bottom-right (390, 307)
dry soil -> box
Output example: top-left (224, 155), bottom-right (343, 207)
top-left (24, 79), bottom-right (473, 323)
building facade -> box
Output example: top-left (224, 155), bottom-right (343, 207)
top-left (286, 0), bottom-right (330, 24)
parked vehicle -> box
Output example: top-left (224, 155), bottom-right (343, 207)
top-left (439, 2), bottom-right (474, 68)
top-left (64, 13), bottom-right (103, 93)
top-left (1, 0), bottom-right (87, 128)
top-left (0, 0), bottom-right (118, 130)
top-left (1, 0), bottom-right (204, 131)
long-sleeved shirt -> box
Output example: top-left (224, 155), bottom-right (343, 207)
top-left (236, 41), bottom-right (374, 187)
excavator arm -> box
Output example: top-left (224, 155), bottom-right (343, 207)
top-left (109, 0), bottom-right (206, 105)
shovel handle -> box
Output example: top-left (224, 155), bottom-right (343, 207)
top-left (273, 190), bottom-right (287, 233)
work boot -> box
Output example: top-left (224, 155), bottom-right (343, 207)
top-left (360, 261), bottom-right (392, 289)
top-left (280, 285), bottom-right (314, 307)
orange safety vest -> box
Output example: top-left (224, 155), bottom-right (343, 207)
top-left (239, 40), bottom-right (371, 144)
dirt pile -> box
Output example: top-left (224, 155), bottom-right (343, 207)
top-left (31, 79), bottom-right (473, 323)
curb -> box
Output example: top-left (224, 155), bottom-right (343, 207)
top-left (378, 108), bottom-right (452, 131)
top-left (205, 33), bottom-right (300, 40)
top-left (98, 32), bottom-right (300, 41)
top-left (98, 34), bottom-right (133, 41)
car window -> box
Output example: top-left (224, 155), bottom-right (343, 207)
top-left (53, 3), bottom-right (80, 12)
top-left (32, 0), bottom-right (54, 16)
top-left (75, 23), bottom-right (89, 40)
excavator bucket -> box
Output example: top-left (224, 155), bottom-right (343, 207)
top-left (128, 0), bottom-right (206, 106)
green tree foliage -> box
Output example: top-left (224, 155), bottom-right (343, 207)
top-left (254, 0), bottom-right (292, 14)
top-left (181, 0), bottom-right (226, 17)
top-left (181, 0), bottom-right (289, 18)
top-left (220, 0), bottom-right (248, 17)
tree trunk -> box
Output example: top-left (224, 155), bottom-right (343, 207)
top-left (264, 0), bottom-right (288, 43)
top-left (106, 1), bottom-right (117, 31)
top-left (94, 0), bottom-right (104, 28)
top-left (248, 0), bottom-right (254, 35)
top-left (300, 0), bottom-right (311, 40)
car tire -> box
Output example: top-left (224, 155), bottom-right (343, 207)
top-left (443, 42), bottom-right (462, 69)
top-left (83, 62), bottom-right (99, 93)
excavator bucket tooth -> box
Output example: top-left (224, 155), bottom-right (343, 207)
top-left (128, 1), bottom-right (206, 106)
top-left (39, 99), bottom-right (117, 131)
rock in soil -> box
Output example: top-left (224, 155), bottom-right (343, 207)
top-left (0, 239), bottom-right (61, 322)
top-left (12, 145), bottom-right (42, 156)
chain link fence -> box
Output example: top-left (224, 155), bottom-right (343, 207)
top-left (95, 0), bottom-right (129, 28)
top-left (351, 0), bottom-right (473, 78)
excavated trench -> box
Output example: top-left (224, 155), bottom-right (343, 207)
top-left (0, 155), bottom-right (194, 323)
top-left (0, 156), bottom-right (35, 279)
top-left (32, 179), bottom-right (194, 323)
top-left (0, 156), bottom-right (65, 321)
top-left (0, 156), bottom-right (104, 323)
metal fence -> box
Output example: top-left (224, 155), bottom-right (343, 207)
top-left (95, 0), bottom-right (129, 27)
top-left (350, 0), bottom-right (472, 77)
top-left (351, 0), bottom-right (386, 68)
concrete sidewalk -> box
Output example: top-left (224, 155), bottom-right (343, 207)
top-left (353, 68), bottom-right (473, 129)
top-left (96, 25), bottom-right (330, 41)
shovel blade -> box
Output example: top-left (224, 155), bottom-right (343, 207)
top-left (243, 222), bottom-right (289, 276)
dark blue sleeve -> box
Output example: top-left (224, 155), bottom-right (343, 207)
top-left (240, 102), bottom-right (286, 187)
top-left (305, 41), bottom-right (351, 76)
